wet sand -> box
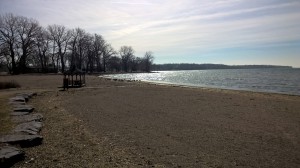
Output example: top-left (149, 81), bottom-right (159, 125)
top-left (1, 74), bottom-right (300, 167)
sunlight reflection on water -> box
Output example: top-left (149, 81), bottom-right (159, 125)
top-left (102, 69), bottom-right (300, 95)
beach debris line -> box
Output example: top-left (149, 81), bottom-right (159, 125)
top-left (0, 92), bottom-right (44, 166)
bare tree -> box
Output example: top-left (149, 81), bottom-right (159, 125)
top-left (76, 30), bottom-right (91, 70)
top-left (1, 13), bottom-right (155, 74)
top-left (0, 43), bottom-right (11, 72)
top-left (119, 46), bottom-right (135, 72)
top-left (93, 34), bottom-right (106, 72)
top-left (36, 27), bottom-right (50, 72)
top-left (132, 57), bottom-right (142, 72)
top-left (16, 16), bottom-right (41, 73)
top-left (0, 13), bottom-right (18, 74)
top-left (102, 44), bottom-right (116, 72)
top-left (68, 28), bottom-right (94, 71)
top-left (69, 28), bottom-right (80, 71)
top-left (143, 51), bottom-right (154, 72)
top-left (107, 56), bottom-right (121, 72)
top-left (47, 24), bottom-right (71, 73)
top-left (84, 34), bottom-right (97, 73)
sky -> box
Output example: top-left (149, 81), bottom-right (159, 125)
top-left (0, 0), bottom-right (300, 67)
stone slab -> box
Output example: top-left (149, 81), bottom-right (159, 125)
top-left (18, 92), bottom-right (37, 98)
top-left (9, 96), bottom-right (26, 103)
top-left (25, 92), bottom-right (37, 97)
top-left (0, 135), bottom-right (43, 147)
top-left (13, 106), bottom-right (34, 113)
top-left (0, 146), bottom-right (25, 167)
top-left (8, 101), bottom-right (26, 106)
top-left (12, 104), bottom-right (33, 109)
top-left (10, 112), bottom-right (30, 116)
top-left (12, 113), bottom-right (44, 123)
top-left (16, 94), bottom-right (29, 101)
top-left (14, 121), bottom-right (43, 135)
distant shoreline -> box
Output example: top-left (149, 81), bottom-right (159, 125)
top-left (152, 63), bottom-right (294, 71)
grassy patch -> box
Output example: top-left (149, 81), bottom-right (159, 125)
top-left (0, 96), bottom-right (14, 134)
top-left (0, 81), bottom-right (21, 90)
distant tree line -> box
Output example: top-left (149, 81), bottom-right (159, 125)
top-left (153, 63), bottom-right (292, 71)
top-left (0, 13), bottom-right (154, 74)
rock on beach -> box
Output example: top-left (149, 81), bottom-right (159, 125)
top-left (13, 106), bottom-right (34, 113)
top-left (10, 112), bottom-right (30, 116)
top-left (14, 121), bottom-right (43, 135)
top-left (0, 135), bottom-right (43, 147)
top-left (0, 146), bottom-right (25, 167)
top-left (12, 113), bottom-right (44, 123)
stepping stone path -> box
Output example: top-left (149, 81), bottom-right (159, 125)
top-left (0, 92), bottom-right (44, 167)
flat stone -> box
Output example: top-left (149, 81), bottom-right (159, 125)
top-left (14, 121), bottom-right (43, 135)
top-left (25, 92), bottom-right (37, 97)
top-left (16, 94), bottom-right (29, 101)
top-left (12, 104), bottom-right (33, 109)
top-left (9, 96), bottom-right (26, 103)
top-left (18, 92), bottom-right (37, 98)
top-left (13, 106), bottom-right (34, 113)
top-left (12, 113), bottom-right (44, 123)
top-left (8, 101), bottom-right (26, 105)
top-left (0, 146), bottom-right (25, 167)
top-left (0, 134), bottom-right (43, 147)
top-left (10, 112), bottom-right (30, 116)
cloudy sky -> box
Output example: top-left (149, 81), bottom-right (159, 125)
top-left (1, 0), bottom-right (300, 67)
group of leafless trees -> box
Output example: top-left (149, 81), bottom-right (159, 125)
top-left (0, 13), bottom-right (154, 74)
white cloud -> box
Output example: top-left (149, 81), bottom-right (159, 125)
top-left (103, 1), bottom-right (300, 55)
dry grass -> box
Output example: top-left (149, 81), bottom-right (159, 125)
top-left (0, 81), bottom-right (20, 90)
top-left (0, 95), bottom-right (14, 135)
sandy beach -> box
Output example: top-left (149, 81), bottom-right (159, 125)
top-left (1, 74), bottom-right (300, 167)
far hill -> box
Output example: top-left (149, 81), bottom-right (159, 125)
top-left (152, 63), bottom-right (293, 71)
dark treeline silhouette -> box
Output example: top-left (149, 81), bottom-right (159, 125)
top-left (0, 13), bottom-right (154, 74)
top-left (153, 63), bottom-right (292, 71)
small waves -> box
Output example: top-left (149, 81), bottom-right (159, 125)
top-left (102, 69), bottom-right (300, 96)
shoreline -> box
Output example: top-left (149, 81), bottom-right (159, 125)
top-left (2, 69), bottom-right (299, 97)
top-left (99, 75), bottom-right (300, 97)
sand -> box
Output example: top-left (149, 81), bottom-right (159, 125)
top-left (0, 74), bottom-right (299, 167)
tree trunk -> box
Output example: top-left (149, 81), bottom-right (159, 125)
top-left (58, 46), bottom-right (65, 73)
top-left (103, 59), bottom-right (106, 72)
top-left (9, 43), bottom-right (17, 74)
top-left (19, 46), bottom-right (28, 73)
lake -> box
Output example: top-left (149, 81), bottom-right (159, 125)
top-left (102, 68), bottom-right (300, 95)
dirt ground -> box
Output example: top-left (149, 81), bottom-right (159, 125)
top-left (1, 74), bottom-right (299, 167)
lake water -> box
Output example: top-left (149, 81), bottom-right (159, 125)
top-left (102, 69), bottom-right (300, 95)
